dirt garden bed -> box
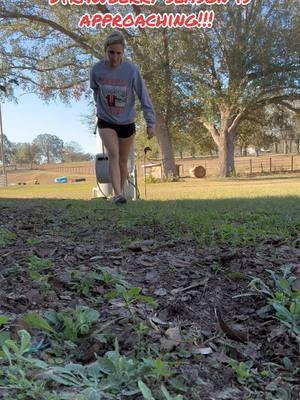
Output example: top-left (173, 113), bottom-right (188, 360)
top-left (0, 200), bottom-right (299, 399)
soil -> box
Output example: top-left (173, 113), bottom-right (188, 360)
top-left (0, 200), bottom-right (299, 399)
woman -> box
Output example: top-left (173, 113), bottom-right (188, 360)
top-left (90, 30), bottom-right (156, 204)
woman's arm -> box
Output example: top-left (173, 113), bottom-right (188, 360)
top-left (90, 67), bottom-right (99, 104)
top-left (133, 67), bottom-right (156, 130)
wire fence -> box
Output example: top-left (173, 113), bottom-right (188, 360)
top-left (136, 154), bottom-right (300, 178)
top-left (4, 154), bottom-right (300, 179)
top-left (0, 173), bottom-right (7, 186)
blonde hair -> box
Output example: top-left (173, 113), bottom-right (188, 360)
top-left (104, 30), bottom-right (125, 52)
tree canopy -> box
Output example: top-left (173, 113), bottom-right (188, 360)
top-left (0, 0), bottom-right (299, 176)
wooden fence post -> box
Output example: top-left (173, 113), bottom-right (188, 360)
top-left (250, 159), bottom-right (252, 175)
top-left (269, 157), bottom-right (272, 172)
top-left (291, 155), bottom-right (294, 172)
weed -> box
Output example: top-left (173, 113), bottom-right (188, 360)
top-left (97, 268), bottom-right (130, 288)
top-left (44, 339), bottom-right (172, 399)
top-left (138, 380), bottom-right (183, 400)
top-left (0, 227), bottom-right (16, 247)
top-left (30, 271), bottom-right (52, 292)
top-left (26, 255), bottom-right (52, 292)
top-left (106, 284), bottom-right (157, 355)
top-left (2, 264), bottom-right (24, 276)
top-left (27, 255), bottom-right (51, 270)
top-left (0, 331), bottom-right (178, 400)
top-left (230, 360), bottom-right (254, 384)
top-left (70, 271), bottom-right (100, 297)
top-left (70, 268), bottom-right (131, 300)
top-left (22, 313), bottom-right (56, 334)
top-left (45, 306), bottom-right (100, 343)
top-left (0, 329), bottom-right (61, 400)
top-left (110, 285), bottom-right (157, 309)
top-left (211, 262), bottom-right (224, 275)
top-left (0, 315), bottom-right (10, 328)
top-left (250, 266), bottom-right (300, 338)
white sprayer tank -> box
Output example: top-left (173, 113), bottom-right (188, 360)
top-left (92, 126), bottom-right (138, 200)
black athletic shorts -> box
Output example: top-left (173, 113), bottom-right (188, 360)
top-left (98, 118), bottom-right (136, 139)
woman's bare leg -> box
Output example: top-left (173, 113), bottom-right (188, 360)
top-left (99, 128), bottom-right (121, 196)
top-left (118, 134), bottom-right (135, 193)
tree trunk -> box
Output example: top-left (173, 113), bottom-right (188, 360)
top-left (296, 139), bottom-right (300, 153)
top-left (284, 140), bottom-right (288, 154)
top-left (274, 142), bottom-right (278, 153)
top-left (155, 109), bottom-right (176, 177)
top-left (218, 131), bottom-right (235, 177)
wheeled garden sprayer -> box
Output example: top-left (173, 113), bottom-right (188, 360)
top-left (92, 120), bottom-right (139, 200)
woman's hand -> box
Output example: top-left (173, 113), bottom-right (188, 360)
top-left (147, 127), bottom-right (155, 139)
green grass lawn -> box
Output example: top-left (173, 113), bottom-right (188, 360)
top-left (1, 175), bottom-right (299, 249)
top-left (140, 175), bottom-right (300, 200)
top-left (1, 175), bottom-right (299, 248)
top-left (0, 174), bottom-right (300, 200)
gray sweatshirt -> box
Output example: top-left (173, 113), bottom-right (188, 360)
top-left (90, 60), bottom-right (156, 128)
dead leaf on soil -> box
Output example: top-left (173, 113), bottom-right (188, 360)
top-left (105, 248), bottom-right (124, 254)
top-left (213, 387), bottom-right (242, 400)
top-left (242, 342), bottom-right (262, 361)
top-left (292, 278), bottom-right (300, 291)
top-left (212, 351), bottom-right (233, 364)
top-left (189, 345), bottom-right (213, 355)
top-left (25, 289), bottom-right (44, 304)
top-left (128, 240), bottom-right (155, 252)
top-left (89, 255), bottom-right (104, 261)
top-left (215, 307), bottom-right (248, 343)
top-left (77, 342), bottom-right (101, 363)
top-left (171, 278), bottom-right (209, 295)
top-left (268, 325), bottom-right (286, 341)
top-left (59, 294), bottom-right (72, 300)
top-left (92, 285), bottom-right (106, 295)
top-left (33, 246), bottom-right (57, 258)
top-left (136, 255), bottom-right (157, 267)
top-left (170, 257), bottom-right (193, 268)
top-left (149, 316), bottom-right (169, 326)
top-left (161, 326), bottom-right (181, 351)
top-left (63, 255), bottom-right (77, 266)
top-left (145, 271), bottom-right (160, 282)
top-left (154, 288), bottom-right (167, 296)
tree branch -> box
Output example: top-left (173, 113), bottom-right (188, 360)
top-left (277, 101), bottom-right (300, 113)
top-left (200, 119), bottom-right (220, 145)
top-left (228, 109), bottom-right (247, 133)
top-left (0, 9), bottom-right (98, 57)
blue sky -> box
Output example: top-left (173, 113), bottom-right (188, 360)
top-left (1, 92), bottom-right (97, 155)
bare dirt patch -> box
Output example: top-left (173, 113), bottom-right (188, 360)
top-left (0, 200), bottom-right (299, 399)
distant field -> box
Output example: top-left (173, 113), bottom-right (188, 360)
top-left (5, 169), bottom-right (95, 186)
top-left (1, 154), bottom-right (300, 200)
top-left (6, 152), bottom-right (300, 179)
top-left (0, 170), bottom-right (300, 200)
